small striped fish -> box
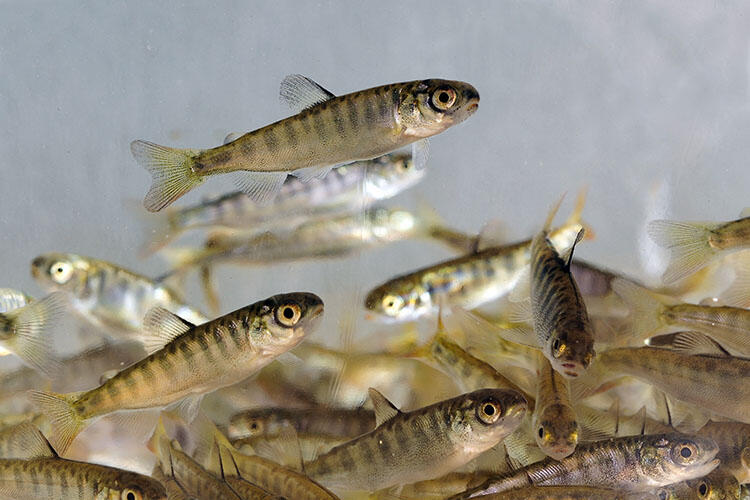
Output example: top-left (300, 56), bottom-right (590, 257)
top-left (31, 292), bottom-right (323, 453)
top-left (696, 421), bottom-right (750, 484)
top-left (227, 406), bottom-right (375, 441)
top-left (532, 353), bottom-right (579, 459)
top-left (131, 75), bottom-right (479, 211)
top-left (653, 470), bottom-right (740, 500)
top-left (305, 388), bottom-right (527, 491)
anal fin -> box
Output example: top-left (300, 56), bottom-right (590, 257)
top-left (233, 171), bottom-right (287, 205)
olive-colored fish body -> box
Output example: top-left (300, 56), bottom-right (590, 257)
top-left (365, 197), bottom-right (587, 321)
top-left (151, 466), bottom-right (192, 500)
top-left (306, 388), bottom-right (527, 491)
top-left (477, 485), bottom-right (656, 499)
top-left (228, 407), bottom-right (375, 440)
top-left (532, 354), bottom-right (579, 459)
top-left (579, 347), bottom-right (750, 424)
top-left (652, 470), bottom-right (740, 500)
top-left (32, 293), bottom-right (323, 452)
top-left (697, 421), bottom-right (750, 484)
top-left (132, 76), bottom-right (479, 211)
top-left (371, 472), bottom-right (491, 499)
top-left (530, 201), bottom-right (595, 379)
top-left (648, 214), bottom-right (750, 283)
top-left (30, 253), bottom-right (207, 338)
top-left (233, 432), bottom-right (349, 463)
top-left (455, 434), bottom-right (719, 499)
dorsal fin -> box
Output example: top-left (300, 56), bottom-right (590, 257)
top-left (0, 422), bottom-right (57, 459)
top-left (368, 388), bottom-right (401, 426)
top-left (279, 74), bottom-right (335, 113)
top-left (560, 228), bottom-right (585, 269)
top-left (142, 307), bottom-right (195, 354)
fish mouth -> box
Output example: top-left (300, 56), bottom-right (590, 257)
top-left (467, 102), bottom-right (479, 114)
top-left (308, 303), bottom-right (324, 319)
top-left (30, 257), bottom-right (45, 278)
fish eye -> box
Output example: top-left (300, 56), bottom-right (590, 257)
top-left (121, 489), bottom-right (142, 500)
top-left (476, 398), bottom-right (501, 424)
top-left (697, 481), bottom-right (709, 498)
top-left (552, 339), bottom-right (566, 358)
top-left (275, 302), bottom-right (302, 327)
top-left (49, 261), bottom-right (73, 284)
top-left (249, 420), bottom-right (262, 434)
top-left (657, 490), bottom-right (668, 500)
top-left (381, 295), bottom-right (404, 316)
top-left (430, 86), bottom-right (457, 111)
top-left (538, 427), bottom-right (544, 439)
top-left (673, 441), bottom-right (698, 464)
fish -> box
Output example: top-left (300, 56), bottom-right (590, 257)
top-left (696, 421), bottom-right (750, 484)
top-left (453, 433), bottom-right (720, 498)
top-left (0, 291), bottom-right (64, 376)
top-left (31, 292), bottom-right (323, 453)
top-left (150, 466), bottom-right (192, 500)
top-left (141, 151), bottom-right (423, 253)
top-left (131, 75), bottom-right (479, 211)
top-left (573, 346), bottom-right (750, 424)
top-left (0, 422), bottom-right (166, 499)
top-left (526, 196), bottom-right (594, 378)
top-left (227, 406), bottom-right (374, 440)
top-left (648, 210), bottom-right (750, 284)
top-left (30, 252), bottom-right (207, 341)
top-left (613, 278), bottom-right (750, 356)
top-left (232, 432), bottom-right (349, 463)
top-left (364, 191), bottom-right (588, 321)
top-left (532, 353), bottom-right (579, 459)
top-left (472, 485), bottom-right (658, 499)
top-left (370, 472), bottom-right (492, 499)
top-left (305, 387), bottom-right (527, 491)
top-left (651, 470), bottom-right (740, 500)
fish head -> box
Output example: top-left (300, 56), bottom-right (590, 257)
top-left (685, 471), bottom-right (740, 500)
top-left (31, 252), bottom-right (90, 294)
top-left (451, 388), bottom-right (527, 452)
top-left (640, 434), bottom-right (720, 485)
top-left (398, 79), bottom-right (479, 137)
top-left (259, 292), bottom-right (324, 348)
top-left (110, 471), bottom-right (168, 500)
top-left (367, 207), bottom-right (419, 242)
top-left (546, 323), bottom-right (595, 379)
top-left (364, 153), bottom-right (425, 200)
top-left (534, 403), bottom-right (579, 460)
top-left (364, 280), bottom-right (429, 322)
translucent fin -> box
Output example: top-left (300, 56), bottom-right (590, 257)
top-left (147, 415), bottom-right (174, 476)
top-left (577, 406), bottom-right (615, 442)
top-left (611, 278), bottom-right (674, 343)
top-left (668, 332), bottom-right (729, 356)
top-left (2, 292), bottom-right (65, 377)
top-left (647, 219), bottom-right (718, 284)
top-left (450, 306), bottom-right (537, 349)
top-left (475, 219), bottom-right (508, 251)
top-left (0, 288), bottom-right (32, 313)
top-left (130, 140), bottom-right (204, 212)
top-left (252, 424), bottom-right (304, 472)
top-left (142, 307), bottom-right (194, 355)
top-left (233, 171), bottom-right (287, 205)
top-left (411, 138), bottom-right (430, 170)
top-left (223, 132), bottom-right (242, 145)
top-left (108, 409), bottom-right (160, 444)
top-left (172, 394), bottom-right (204, 424)
top-left (542, 193), bottom-right (567, 233)
top-left (28, 390), bottom-right (86, 454)
top-left (368, 387), bottom-right (401, 426)
top-left (564, 187), bottom-right (588, 229)
top-left (290, 164), bottom-right (334, 183)
top-left (507, 265), bottom-right (531, 304)
top-left (98, 369), bottom-right (118, 384)
top-left (504, 419), bottom-right (545, 467)
top-left (279, 74), bottom-right (335, 112)
top-left (507, 299), bottom-right (533, 324)
top-left (0, 422), bottom-right (57, 459)
top-left (560, 228), bottom-right (585, 269)
top-left (720, 258), bottom-right (750, 308)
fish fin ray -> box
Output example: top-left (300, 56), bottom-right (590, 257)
top-left (0, 422), bottom-right (57, 459)
top-left (611, 278), bottom-right (673, 343)
top-left (130, 140), bottom-right (204, 212)
top-left (560, 228), bottom-right (585, 270)
top-left (28, 390), bottom-right (86, 454)
top-left (279, 74), bottom-right (336, 112)
top-left (233, 171), bottom-right (287, 205)
top-left (368, 387), bottom-right (401, 426)
top-left (647, 219), bottom-right (717, 283)
top-left (170, 394), bottom-right (203, 424)
top-left (0, 288), bottom-right (32, 313)
top-left (576, 406), bottom-right (614, 441)
top-left (290, 164), bottom-right (334, 182)
top-left (142, 307), bottom-right (194, 354)
top-left (411, 138), bottom-right (430, 170)
top-left (669, 331), bottom-right (730, 356)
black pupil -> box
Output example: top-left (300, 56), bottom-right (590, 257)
top-left (553, 339), bottom-right (560, 350)
top-left (680, 446), bottom-right (692, 458)
top-left (698, 483), bottom-right (707, 495)
top-left (538, 427), bottom-right (544, 438)
top-left (659, 492), bottom-right (667, 500)
top-left (483, 404), bottom-right (495, 416)
top-left (57, 267), bottom-right (63, 273)
top-left (438, 91), bottom-right (450, 103)
top-left (387, 300), bottom-right (394, 307)
top-left (127, 493), bottom-right (135, 500)
top-left (283, 307), bottom-right (295, 319)
top-left (250, 422), bottom-right (258, 430)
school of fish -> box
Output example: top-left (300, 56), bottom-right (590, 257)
top-left (1, 74), bottom-right (749, 499)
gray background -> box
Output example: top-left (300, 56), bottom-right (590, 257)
top-left (2, 1), bottom-right (750, 344)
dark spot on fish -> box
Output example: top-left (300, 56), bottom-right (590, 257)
top-left (263, 129), bottom-right (279, 152)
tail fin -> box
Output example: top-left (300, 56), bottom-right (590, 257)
top-left (647, 219), bottom-right (717, 284)
top-left (130, 140), bottom-right (204, 212)
top-left (3, 292), bottom-right (65, 377)
top-left (611, 278), bottom-right (674, 343)
top-left (28, 390), bottom-right (86, 454)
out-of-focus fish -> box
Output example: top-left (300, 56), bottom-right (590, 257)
top-left (0, 422), bottom-right (166, 499)
top-left (696, 421), bottom-right (750, 484)
top-left (474, 485), bottom-right (657, 499)
top-left (651, 470), bottom-right (740, 500)
top-left (233, 432), bottom-right (348, 463)
top-left (453, 433), bottom-right (720, 498)
top-left (0, 290), bottom-right (64, 376)
top-left (305, 387), bottom-right (527, 491)
top-left (648, 210), bottom-right (750, 284)
top-left (132, 75), bottom-right (479, 211)
top-left (573, 346), bottom-right (750, 424)
top-left (532, 353), bottom-right (579, 459)
top-left (527, 197), bottom-right (594, 378)
top-left (614, 278), bottom-right (750, 356)
top-left (142, 152), bottom-right (423, 252)
top-left (30, 253), bottom-right (207, 341)
top-left (31, 293), bottom-right (323, 453)
top-left (364, 192), bottom-right (588, 322)
top-left (227, 406), bottom-right (374, 441)
top-left (575, 403), bottom-right (673, 441)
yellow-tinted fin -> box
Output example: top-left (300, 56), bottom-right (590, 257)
top-left (232, 171), bottom-right (288, 205)
top-left (28, 390), bottom-right (86, 454)
top-left (290, 164), bottom-right (335, 183)
top-left (279, 74), bottom-right (335, 113)
top-left (2, 292), bottom-right (65, 377)
top-left (142, 306), bottom-right (194, 354)
top-left (665, 331), bottom-right (730, 357)
top-left (0, 288), bottom-right (32, 313)
top-left (369, 387), bottom-right (402, 426)
top-left (611, 278), bottom-right (675, 343)
top-left (647, 219), bottom-right (718, 284)
top-left (130, 140), bottom-right (204, 212)
top-left (251, 423), bottom-right (305, 472)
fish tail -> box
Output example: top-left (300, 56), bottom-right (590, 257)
top-left (611, 278), bottom-right (671, 343)
top-left (647, 219), bottom-right (717, 284)
top-left (130, 140), bottom-right (204, 212)
top-left (3, 292), bottom-right (66, 377)
top-left (28, 390), bottom-right (87, 453)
